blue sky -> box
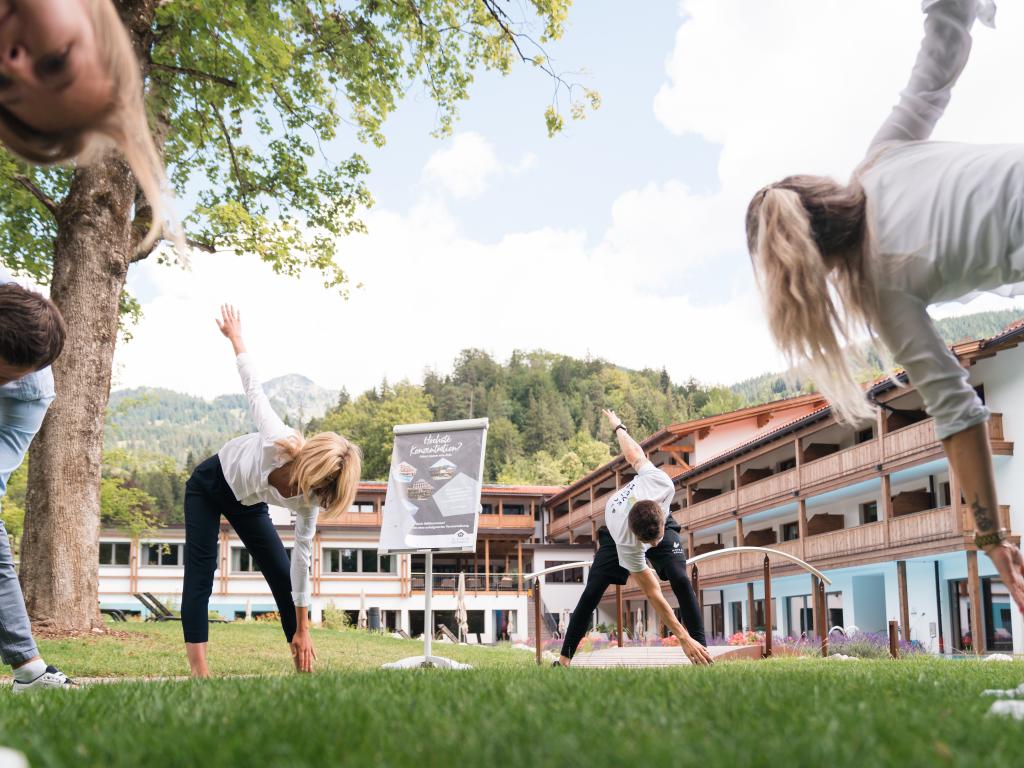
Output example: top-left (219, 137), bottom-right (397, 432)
top-left (115, 0), bottom-right (1024, 399)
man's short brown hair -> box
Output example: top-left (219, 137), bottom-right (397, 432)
top-left (0, 283), bottom-right (66, 370)
top-left (628, 499), bottom-right (664, 544)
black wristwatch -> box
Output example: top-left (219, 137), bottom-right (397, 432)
top-left (613, 424), bottom-right (627, 435)
top-left (974, 529), bottom-right (1009, 551)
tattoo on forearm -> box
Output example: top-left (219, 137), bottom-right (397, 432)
top-left (972, 495), bottom-right (997, 533)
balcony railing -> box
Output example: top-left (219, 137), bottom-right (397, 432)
top-left (684, 503), bottom-right (999, 585)
top-left (478, 513), bottom-right (535, 532)
top-left (803, 520), bottom-right (886, 560)
top-left (549, 413), bottom-right (1008, 541)
top-left (408, 573), bottom-right (524, 593)
top-left (682, 490), bottom-right (737, 527)
top-left (737, 468), bottom-right (797, 507)
top-left (799, 440), bottom-right (877, 488)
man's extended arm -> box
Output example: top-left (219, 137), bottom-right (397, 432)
top-left (604, 409), bottom-right (646, 470)
top-left (634, 568), bottom-right (713, 665)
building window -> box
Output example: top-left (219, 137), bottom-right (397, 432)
top-left (361, 549), bottom-right (379, 573)
top-left (349, 501), bottom-right (375, 513)
top-left (860, 502), bottom-right (879, 525)
top-left (99, 542), bottom-right (130, 566)
top-left (481, 504), bottom-right (493, 515)
top-left (503, 504), bottom-right (526, 516)
top-left (729, 601), bottom-right (744, 633)
top-left (231, 547), bottom-right (260, 573)
top-left (323, 548), bottom-right (396, 574)
top-left (146, 543), bottom-right (183, 566)
top-left (544, 561), bottom-right (584, 584)
top-left (778, 458), bottom-right (796, 472)
top-left (781, 522), bottom-right (799, 542)
top-left (856, 427), bottom-right (874, 444)
top-left (940, 482), bottom-right (951, 507)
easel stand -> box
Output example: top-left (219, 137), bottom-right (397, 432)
top-left (382, 552), bottom-right (471, 670)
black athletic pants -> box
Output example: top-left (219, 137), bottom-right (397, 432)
top-left (560, 518), bottom-right (706, 659)
top-left (181, 455), bottom-right (297, 644)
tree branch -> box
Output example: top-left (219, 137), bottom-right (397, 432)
top-left (186, 237), bottom-right (217, 254)
top-left (149, 61), bottom-right (238, 89)
top-left (14, 175), bottom-right (58, 216)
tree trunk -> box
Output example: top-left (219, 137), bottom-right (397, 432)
top-left (21, 153), bottom-right (136, 630)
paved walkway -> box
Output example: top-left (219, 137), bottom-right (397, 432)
top-left (570, 644), bottom-right (763, 668)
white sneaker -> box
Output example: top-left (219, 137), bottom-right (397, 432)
top-left (11, 665), bottom-right (78, 693)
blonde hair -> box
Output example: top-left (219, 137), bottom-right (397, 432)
top-left (276, 432), bottom-right (362, 519)
top-left (0, 0), bottom-right (173, 250)
top-left (746, 175), bottom-right (881, 426)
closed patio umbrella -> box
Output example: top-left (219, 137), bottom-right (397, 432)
top-left (358, 588), bottom-right (368, 630)
top-left (456, 571), bottom-right (469, 643)
top-left (558, 608), bottom-right (569, 638)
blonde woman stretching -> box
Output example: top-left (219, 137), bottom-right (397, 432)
top-left (0, 0), bottom-right (170, 244)
top-left (746, 0), bottom-right (1024, 611)
top-left (182, 305), bottom-right (362, 676)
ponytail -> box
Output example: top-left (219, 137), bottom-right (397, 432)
top-left (746, 175), bottom-right (881, 426)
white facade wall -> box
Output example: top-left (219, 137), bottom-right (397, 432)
top-left (970, 343), bottom-right (1024, 653)
top-left (99, 525), bottom-right (530, 643)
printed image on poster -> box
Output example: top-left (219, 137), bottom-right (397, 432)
top-left (380, 419), bottom-right (488, 553)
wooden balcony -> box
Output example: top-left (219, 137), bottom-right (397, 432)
top-left (687, 503), bottom-right (1008, 588)
top-left (478, 513), bottom-right (535, 534)
top-left (680, 490), bottom-right (736, 528)
top-left (803, 520), bottom-right (886, 560)
top-left (883, 419), bottom-right (939, 464)
top-left (737, 468), bottom-right (797, 508)
top-left (549, 491), bottom-right (611, 538)
top-left (550, 413), bottom-right (1010, 543)
top-left (324, 512), bottom-right (383, 527)
top-left (799, 441), bottom-right (877, 488)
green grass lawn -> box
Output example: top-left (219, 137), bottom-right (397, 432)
top-left (2, 623), bottom-right (1023, 767)
top-left (24, 621), bottom-right (532, 678)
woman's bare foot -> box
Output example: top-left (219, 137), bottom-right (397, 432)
top-left (185, 642), bottom-right (210, 678)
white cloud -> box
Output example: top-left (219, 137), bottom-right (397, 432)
top-left (421, 132), bottom-right (503, 199)
top-left (113, 2), bottom-right (1024, 401)
top-left (115, 189), bottom-right (785, 399)
top-left (421, 132), bottom-right (537, 199)
top-left (655, 0), bottom-right (1024, 191)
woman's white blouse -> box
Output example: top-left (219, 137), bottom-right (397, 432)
top-left (858, 0), bottom-right (1023, 440)
top-left (218, 353), bottom-right (317, 607)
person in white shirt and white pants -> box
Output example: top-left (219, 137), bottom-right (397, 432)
top-left (181, 305), bottom-right (362, 677)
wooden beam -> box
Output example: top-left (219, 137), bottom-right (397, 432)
top-left (735, 517), bottom-right (744, 548)
top-left (756, 412), bottom-right (772, 429)
top-left (517, 541), bottom-right (523, 594)
top-left (966, 550), bottom-right (984, 655)
top-left (485, 538), bottom-right (491, 593)
top-left (881, 473), bottom-right (893, 548)
top-left (698, 427), bottom-right (712, 440)
top-left (897, 560), bottom-right (910, 643)
top-left (687, 531), bottom-right (695, 559)
top-left (747, 581), bottom-right (755, 632)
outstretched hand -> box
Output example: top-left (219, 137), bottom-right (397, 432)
top-left (290, 629), bottom-right (317, 673)
top-left (215, 304), bottom-right (242, 340)
top-left (681, 635), bottom-right (714, 666)
top-left (987, 542), bottom-right (1024, 614)
top-left (602, 409), bottom-right (622, 431)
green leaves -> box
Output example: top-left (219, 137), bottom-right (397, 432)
top-left (0, 1), bottom-right (595, 301)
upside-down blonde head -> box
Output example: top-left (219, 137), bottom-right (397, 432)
top-left (0, 0), bottom-right (174, 251)
top-left (746, 175), bottom-right (882, 426)
top-left (276, 432), bottom-right (363, 519)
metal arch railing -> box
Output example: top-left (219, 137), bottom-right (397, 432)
top-left (526, 546), bottom-right (834, 665)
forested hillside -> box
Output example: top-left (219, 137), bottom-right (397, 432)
top-left (104, 308), bottom-right (1023, 498)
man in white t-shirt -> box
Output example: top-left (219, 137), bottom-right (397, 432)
top-left (556, 410), bottom-right (712, 666)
